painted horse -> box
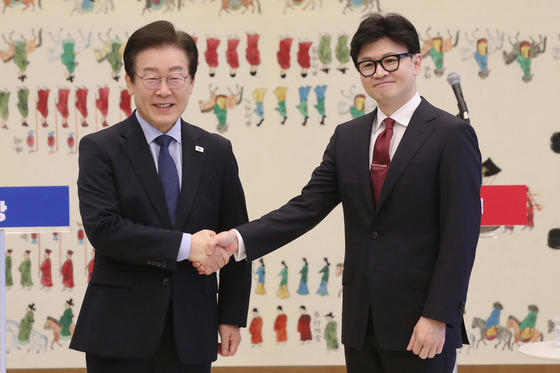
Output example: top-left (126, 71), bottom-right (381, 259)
top-left (471, 317), bottom-right (512, 350)
top-left (506, 315), bottom-right (543, 348)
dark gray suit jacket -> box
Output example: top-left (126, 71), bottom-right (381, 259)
top-left (237, 98), bottom-right (481, 351)
top-left (70, 113), bottom-right (251, 364)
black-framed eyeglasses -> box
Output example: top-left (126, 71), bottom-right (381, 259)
top-left (355, 53), bottom-right (414, 77)
top-left (135, 72), bottom-right (189, 90)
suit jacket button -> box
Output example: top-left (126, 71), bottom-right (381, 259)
top-left (163, 278), bottom-right (170, 286)
top-left (371, 232), bottom-right (378, 239)
top-left (162, 262), bottom-right (167, 269)
top-left (147, 260), bottom-right (153, 266)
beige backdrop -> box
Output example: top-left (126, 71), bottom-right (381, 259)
top-left (1, 0), bottom-right (559, 369)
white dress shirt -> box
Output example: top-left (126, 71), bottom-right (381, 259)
top-left (368, 92), bottom-right (421, 166)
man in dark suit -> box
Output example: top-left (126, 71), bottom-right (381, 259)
top-left (201, 13), bottom-right (481, 373)
top-left (70, 21), bottom-right (251, 373)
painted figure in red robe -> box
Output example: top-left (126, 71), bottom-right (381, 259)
top-left (40, 248), bottom-right (53, 289)
top-left (249, 308), bottom-right (263, 346)
top-left (297, 305), bottom-right (312, 344)
top-left (61, 250), bottom-right (74, 290)
top-left (274, 305), bottom-right (288, 344)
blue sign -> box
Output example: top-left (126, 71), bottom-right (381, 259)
top-left (0, 186), bottom-right (70, 228)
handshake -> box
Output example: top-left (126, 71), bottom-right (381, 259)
top-left (188, 230), bottom-right (240, 275)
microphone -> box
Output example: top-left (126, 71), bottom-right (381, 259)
top-left (446, 72), bottom-right (469, 122)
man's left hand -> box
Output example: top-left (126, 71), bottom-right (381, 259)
top-left (406, 316), bottom-right (446, 359)
top-left (218, 324), bottom-right (241, 357)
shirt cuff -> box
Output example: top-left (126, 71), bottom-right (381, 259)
top-left (177, 233), bottom-right (191, 261)
top-left (232, 229), bottom-right (247, 261)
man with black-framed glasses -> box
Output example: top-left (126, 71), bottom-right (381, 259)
top-left (70, 20), bottom-right (251, 373)
top-left (201, 12), bottom-right (481, 373)
top-left (355, 52), bottom-right (414, 77)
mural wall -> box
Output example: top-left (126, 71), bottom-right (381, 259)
top-left (1, 0), bottom-right (560, 369)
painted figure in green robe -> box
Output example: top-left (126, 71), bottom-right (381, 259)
top-left (296, 85), bottom-right (311, 126)
top-left (18, 303), bottom-right (35, 345)
top-left (335, 34), bottom-right (350, 73)
top-left (17, 87), bottom-right (29, 127)
top-left (428, 39), bottom-right (444, 71)
top-left (61, 38), bottom-right (77, 82)
top-left (0, 90), bottom-right (10, 129)
top-left (19, 249), bottom-right (33, 288)
top-left (520, 304), bottom-right (539, 339)
top-left (316, 257), bottom-right (330, 296)
top-left (276, 261), bottom-right (289, 299)
top-left (317, 35), bottom-right (332, 73)
top-left (274, 87), bottom-right (287, 125)
top-left (94, 30), bottom-right (124, 81)
top-left (324, 312), bottom-right (339, 351)
top-left (314, 85), bottom-right (327, 125)
top-left (516, 41), bottom-right (534, 83)
top-left (350, 94), bottom-right (365, 119)
top-left (13, 40), bottom-right (29, 80)
top-left (296, 258), bottom-right (309, 295)
top-left (107, 39), bottom-right (124, 80)
top-left (5, 249), bottom-right (13, 288)
top-left (59, 299), bottom-right (75, 340)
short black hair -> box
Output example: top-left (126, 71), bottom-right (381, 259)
top-left (350, 13), bottom-right (420, 66)
top-left (124, 20), bottom-right (198, 81)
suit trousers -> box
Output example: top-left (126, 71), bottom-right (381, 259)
top-left (85, 303), bottom-right (211, 373)
top-left (344, 312), bottom-right (456, 373)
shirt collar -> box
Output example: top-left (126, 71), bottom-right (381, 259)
top-left (374, 92), bottom-right (421, 131)
top-left (135, 110), bottom-right (182, 145)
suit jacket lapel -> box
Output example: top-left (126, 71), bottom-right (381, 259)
top-left (352, 110), bottom-right (376, 216)
top-left (174, 120), bottom-right (206, 229)
top-left (119, 115), bottom-right (172, 227)
top-left (375, 99), bottom-right (437, 212)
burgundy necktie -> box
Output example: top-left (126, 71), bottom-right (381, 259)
top-left (370, 117), bottom-right (395, 204)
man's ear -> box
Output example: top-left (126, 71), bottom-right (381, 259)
top-left (187, 75), bottom-right (195, 96)
top-left (413, 53), bottom-right (422, 76)
top-left (125, 73), bottom-right (134, 95)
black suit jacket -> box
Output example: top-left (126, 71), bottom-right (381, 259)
top-left (237, 98), bottom-right (481, 351)
top-left (70, 113), bottom-right (251, 365)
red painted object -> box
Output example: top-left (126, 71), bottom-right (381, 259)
top-left (480, 185), bottom-right (527, 226)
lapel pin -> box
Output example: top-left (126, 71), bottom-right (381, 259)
top-left (195, 145), bottom-right (204, 153)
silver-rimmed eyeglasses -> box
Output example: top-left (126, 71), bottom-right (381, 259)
top-left (355, 53), bottom-right (414, 77)
top-left (135, 72), bottom-right (189, 90)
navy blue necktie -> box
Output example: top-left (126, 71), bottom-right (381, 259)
top-left (155, 135), bottom-right (180, 225)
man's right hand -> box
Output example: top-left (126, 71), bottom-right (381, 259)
top-left (192, 230), bottom-right (239, 275)
top-left (210, 230), bottom-right (240, 256)
top-left (189, 229), bottom-right (230, 275)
